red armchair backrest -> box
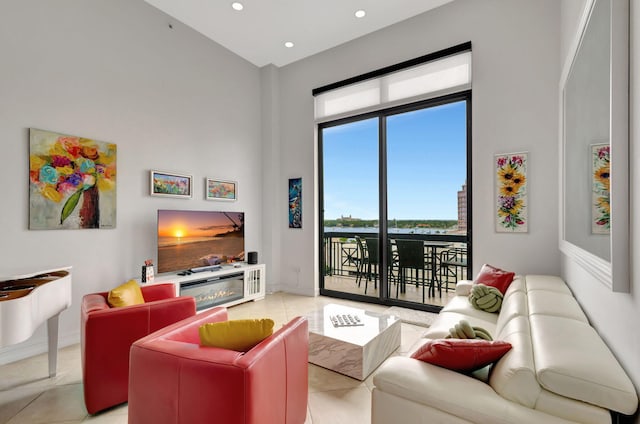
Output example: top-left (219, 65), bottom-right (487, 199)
top-left (128, 308), bottom-right (309, 424)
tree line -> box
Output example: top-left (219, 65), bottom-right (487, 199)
top-left (324, 218), bottom-right (457, 228)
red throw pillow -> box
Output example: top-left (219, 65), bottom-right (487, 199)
top-left (473, 264), bottom-right (515, 295)
top-left (411, 339), bottom-right (512, 372)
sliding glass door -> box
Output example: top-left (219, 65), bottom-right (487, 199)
top-left (320, 94), bottom-right (470, 311)
top-left (321, 117), bottom-right (380, 299)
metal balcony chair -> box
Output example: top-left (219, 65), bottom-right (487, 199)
top-left (387, 239), bottom-right (400, 287)
top-left (394, 239), bottom-right (435, 303)
top-left (354, 235), bottom-right (369, 289)
top-left (363, 237), bottom-right (381, 294)
top-left (439, 246), bottom-right (468, 291)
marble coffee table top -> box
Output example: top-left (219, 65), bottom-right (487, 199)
top-left (306, 303), bottom-right (399, 347)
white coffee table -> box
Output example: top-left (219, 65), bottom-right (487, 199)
top-left (307, 303), bottom-right (401, 380)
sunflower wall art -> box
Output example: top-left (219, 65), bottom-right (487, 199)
top-left (29, 128), bottom-right (117, 230)
top-left (591, 143), bottom-right (610, 234)
top-left (495, 152), bottom-right (528, 233)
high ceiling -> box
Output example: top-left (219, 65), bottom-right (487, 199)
top-left (144, 0), bottom-right (454, 67)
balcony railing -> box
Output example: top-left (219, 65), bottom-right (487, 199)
top-left (322, 231), bottom-right (468, 292)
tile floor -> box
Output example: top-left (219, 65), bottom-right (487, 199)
top-left (324, 275), bottom-right (456, 308)
top-left (0, 292), bottom-right (428, 424)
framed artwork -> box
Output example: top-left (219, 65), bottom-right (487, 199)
top-left (289, 177), bottom-right (302, 229)
top-left (150, 171), bottom-right (192, 198)
top-left (495, 152), bottom-right (528, 233)
top-left (591, 143), bottom-right (610, 234)
top-left (206, 178), bottom-right (237, 201)
top-left (29, 128), bottom-right (117, 230)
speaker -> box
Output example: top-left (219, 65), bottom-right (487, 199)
top-left (248, 251), bottom-right (258, 264)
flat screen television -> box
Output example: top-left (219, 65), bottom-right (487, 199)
top-left (157, 210), bottom-right (245, 274)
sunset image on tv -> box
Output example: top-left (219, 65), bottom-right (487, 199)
top-left (157, 210), bottom-right (245, 273)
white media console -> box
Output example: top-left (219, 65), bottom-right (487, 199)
top-left (140, 263), bottom-right (265, 311)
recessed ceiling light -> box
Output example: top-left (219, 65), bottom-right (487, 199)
top-left (231, 2), bottom-right (243, 11)
top-left (355, 10), bottom-right (366, 18)
top-left (284, 41), bottom-right (294, 48)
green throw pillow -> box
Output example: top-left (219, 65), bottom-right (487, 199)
top-left (469, 283), bottom-right (503, 313)
top-left (445, 319), bottom-right (493, 341)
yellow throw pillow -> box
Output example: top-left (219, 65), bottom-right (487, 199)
top-left (107, 280), bottom-right (145, 308)
top-left (199, 319), bottom-right (275, 352)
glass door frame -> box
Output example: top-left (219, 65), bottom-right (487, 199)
top-left (318, 91), bottom-right (472, 312)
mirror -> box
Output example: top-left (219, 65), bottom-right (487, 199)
top-left (560, 0), bottom-right (629, 292)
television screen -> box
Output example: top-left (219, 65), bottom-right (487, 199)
top-left (157, 210), bottom-right (245, 274)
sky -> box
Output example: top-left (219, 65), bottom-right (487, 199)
top-left (322, 100), bottom-right (466, 220)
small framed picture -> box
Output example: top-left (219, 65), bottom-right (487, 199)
top-left (150, 171), bottom-right (193, 198)
top-left (289, 177), bottom-right (302, 229)
top-left (206, 178), bottom-right (237, 201)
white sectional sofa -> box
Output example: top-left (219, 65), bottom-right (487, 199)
top-left (372, 275), bottom-right (638, 424)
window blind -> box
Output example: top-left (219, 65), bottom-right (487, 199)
top-left (314, 46), bottom-right (471, 122)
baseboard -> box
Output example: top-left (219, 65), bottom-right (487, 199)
top-left (0, 330), bottom-right (80, 366)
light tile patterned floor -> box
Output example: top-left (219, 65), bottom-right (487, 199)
top-left (324, 275), bottom-right (457, 308)
top-left (0, 292), bottom-right (427, 424)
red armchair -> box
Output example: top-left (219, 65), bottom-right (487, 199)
top-left (81, 283), bottom-right (196, 414)
top-left (128, 307), bottom-right (309, 424)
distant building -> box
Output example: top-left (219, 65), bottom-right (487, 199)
top-left (457, 182), bottom-right (467, 232)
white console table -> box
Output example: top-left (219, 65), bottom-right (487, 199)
top-left (140, 263), bottom-right (265, 311)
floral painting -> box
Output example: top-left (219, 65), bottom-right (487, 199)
top-left (206, 178), bottom-right (237, 201)
top-left (150, 171), bottom-right (192, 198)
top-left (29, 128), bottom-right (117, 230)
top-left (289, 177), bottom-right (302, 229)
top-left (495, 152), bottom-right (528, 233)
top-left (591, 144), bottom-right (610, 234)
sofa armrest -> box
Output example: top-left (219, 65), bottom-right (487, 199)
top-left (373, 357), bottom-right (575, 424)
top-left (455, 280), bottom-right (473, 296)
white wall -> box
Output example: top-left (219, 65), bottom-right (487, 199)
top-left (561, 0), bottom-right (640, 414)
top-left (268, 0), bottom-right (562, 295)
top-left (0, 0), bottom-right (263, 363)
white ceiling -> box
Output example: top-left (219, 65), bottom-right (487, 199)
top-left (143, 0), bottom-right (454, 68)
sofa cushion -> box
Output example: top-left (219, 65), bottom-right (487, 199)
top-left (411, 339), bottom-right (512, 372)
top-left (495, 290), bottom-right (528, 336)
top-left (530, 315), bottom-right (638, 415)
top-left (473, 264), bottom-right (515, 295)
top-left (490, 316), bottom-right (541, 408)
top-left (527, 291), bottom-right (588, 323)
top-left (199, 318), bottom-right (275, 352)
top-left (107, 280), bottom-right (145, 308)
top-left (524, 275), bottom-right (571, 294)
top-left (534, 388), bottom-right (611, 424)
top-left (503, 275), bottom-right (526, 296)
